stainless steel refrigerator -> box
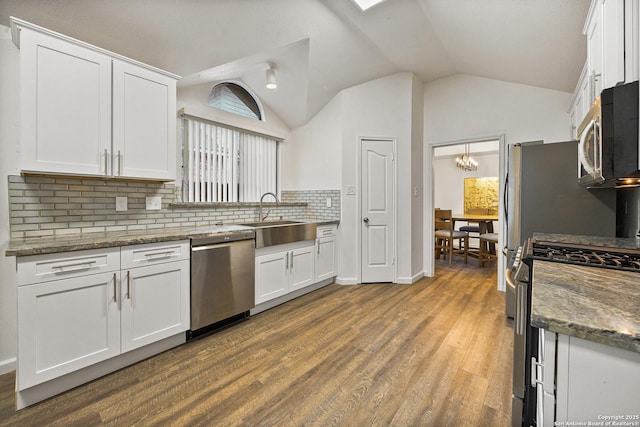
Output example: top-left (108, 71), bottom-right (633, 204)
top-left (505, 140), bottom-right (616, 427)
top-left (506, 140), bottom-right (616, 251)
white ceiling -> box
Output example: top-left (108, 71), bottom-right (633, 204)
top-left (0, 0), bottom-right (590, 128)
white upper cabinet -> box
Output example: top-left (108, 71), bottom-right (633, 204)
top-left (585, 0), bottom-right (605, 101)
top-left (11, 18), bottom-right (179, 181)
top-left (18, 28), bottom-right (112, 176)
top-left (601, 0), bottom-right (625, 89)
top-left (573, 0), bottom-right (636, 130)
top-left (112, 60), bottom-right (177, 180)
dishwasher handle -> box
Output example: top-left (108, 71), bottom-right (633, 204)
top-left (192, 239), bottom-right (255, 252)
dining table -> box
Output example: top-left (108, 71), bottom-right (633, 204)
top-left (451, 213), bottom-right (498, 259)
top-left (451, 213), bottom-right (498, 234)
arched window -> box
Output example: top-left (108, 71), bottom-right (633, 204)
top-left (208, 82), bottom-right (262, 121)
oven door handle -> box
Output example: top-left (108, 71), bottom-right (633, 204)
top-left (515, 282), bottom-right (526, 336)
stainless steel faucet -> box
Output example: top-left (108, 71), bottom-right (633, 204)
top-left (259, 192), bottom-right (279, 222)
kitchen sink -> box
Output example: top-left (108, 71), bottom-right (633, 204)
top-left (240, 220), bottom-right (304, 227)
top-left (240, 220), bottom-right (317, 248)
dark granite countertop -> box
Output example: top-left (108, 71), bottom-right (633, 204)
top-left (531, 260), bottom-right (640, 353)
top-left (533, 232), bottom-right (640, 251)
top-left (6, 219), bottom-right (339, 257)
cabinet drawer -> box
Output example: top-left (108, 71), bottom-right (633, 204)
top-left (317, 224), bottom-right (337, 237)
top-left (121, 240), bottom-right (189, 269)
top-left (17, 248), bottom-right (120, 286)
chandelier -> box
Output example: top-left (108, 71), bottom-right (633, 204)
top-left (456, 144), bottom-right (478, 171)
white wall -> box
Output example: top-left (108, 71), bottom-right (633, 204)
top-left (284, 95), bottom-right (342, 190)
top-left (339, 72), bottom-right (421, 284)
top-left (424, 74), bottom-right (572, 145)
top-left (0, 24), bottom-right (20, 374)
top-left (410, 74), bottom-right (424, 281)
top-left (423, 74), bottom-right (573, 277)
top-left (433, 151), bottom-right (500, 213)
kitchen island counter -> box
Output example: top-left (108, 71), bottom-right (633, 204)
top-left (531, 260), bottom-right (640, 353)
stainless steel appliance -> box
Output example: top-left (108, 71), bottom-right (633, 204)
top-left (505, 140), bottom-right (616, 317)
top-left (505, 140), bottom-right (617, 426)
top-left (189, 231), bottom-right (255, 338)
top-left (508, 234), bottom-right (640, 427)
top-left (578, 81), bottom-right (639, 188)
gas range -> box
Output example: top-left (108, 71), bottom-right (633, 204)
top-left (527, 240), bottom-right (640, 273)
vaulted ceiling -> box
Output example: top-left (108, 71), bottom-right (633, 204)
top-left (0, 0), bottom-right (590, 128)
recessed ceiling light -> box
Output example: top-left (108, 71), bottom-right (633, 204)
top-left (352, 0), bottom-right (386, 11)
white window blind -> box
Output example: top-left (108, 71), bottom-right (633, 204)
top-left (183, 117), bottom-right (278, 202)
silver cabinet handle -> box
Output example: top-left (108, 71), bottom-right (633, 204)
top-left (290, 251), bottom-right (294, 269)
top-left (104, 149), bottom-right (109, 175)
top-left (117, 150), bottom-right (121, 176)
top-left (52, 260), bottom-right (96, 271)
top-left (126, 271), bottom-right (131, 299)
top-left (144, 250), bottom-right (175, 259)
top-left (317, 239), bottom-right (320, 254)
top-left (112, 273), bottom-right (117, 302)
top-left (285, 252), bottom-right (289, 270)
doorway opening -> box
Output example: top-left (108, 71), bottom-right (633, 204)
top-left (426, 136), bottom-right (507, 291)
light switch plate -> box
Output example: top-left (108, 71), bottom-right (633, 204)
top-left (146, 196), bottom-right (162, 210)
top-left (346, 185), bottom-right (356, 195)
top-left (115, 197), bottom-right (128, 212)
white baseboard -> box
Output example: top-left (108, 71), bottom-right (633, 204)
top-left (0, 357), bottom-right (16, 376)
top-left (335, 277), bottom-right (359, 285)
top-left (397, 271), bottom-right (424, 284)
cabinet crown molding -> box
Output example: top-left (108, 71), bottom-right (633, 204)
top-left (9, 16), bottom-right (181, 80)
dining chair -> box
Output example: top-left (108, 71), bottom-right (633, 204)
top-left (479, 232), bottom-right (499, 267)
top-left (459, 208), bottom-right (490, 250)
top-left (435, 209), bottom-right (468, 265)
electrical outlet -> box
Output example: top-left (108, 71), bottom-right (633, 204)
top-left (115, 197), bottom-right (128, 212)
top-left (326, 197), bottom-right (332, 208)
top-left (145, 196), bottom-right (162, 210)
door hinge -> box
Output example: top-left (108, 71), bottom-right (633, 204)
top-left (392, 257), bottom-right (395, 265)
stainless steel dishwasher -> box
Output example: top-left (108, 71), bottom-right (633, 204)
top-left (189, 231), bottom-right (255, 338)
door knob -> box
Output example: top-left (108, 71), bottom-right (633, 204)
top-left (363, 217), bottom-right (369, 223)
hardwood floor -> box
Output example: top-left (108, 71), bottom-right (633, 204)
top-left (0, 260), bottom-right (513, 426)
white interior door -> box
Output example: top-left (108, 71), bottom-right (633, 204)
top-left (361, 139), bottom-right (395, 283)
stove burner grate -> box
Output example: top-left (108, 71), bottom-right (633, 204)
top-left (532, 244), bottom-right (640, 272)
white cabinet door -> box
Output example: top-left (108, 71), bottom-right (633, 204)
top-left (289, 246), bottom-right (315, 291)
top-left (255, 251), bottom-right (288, 304)
top-left (315, 236), bottom-right (337, 283)
top-left (120, 260), bottom-right (190, 353)
top-left (19, 28), bottom-right (112, 176)
top-left (586, 1), bottom-right (604, 102)
top-left (112, 60), bottom-right (177, 180)
top-left (17, 272), bottom-right (121, 389)
top-left (602, 0), bottom-right (625, 89)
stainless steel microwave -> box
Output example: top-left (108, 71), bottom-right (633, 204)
top-left (578, 81), bottom-right (639, 188)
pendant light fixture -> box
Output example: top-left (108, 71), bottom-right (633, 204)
top-left (456, 144), bottom-right (478, 171)
top-left (265, 63), bottom-right (277, 90)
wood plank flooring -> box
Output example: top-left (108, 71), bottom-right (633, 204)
top-left (0, 260), bottom-right (513, 426)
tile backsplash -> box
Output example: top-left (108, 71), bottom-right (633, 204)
top-left (8, 175), bottom-right (340, 239)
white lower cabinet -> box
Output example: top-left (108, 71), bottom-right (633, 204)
top-left (120, 242), bottom-right (190, 353)
top-left (536, 329), bottom-right (640, 426)
top-left (315, 224), bottom-right (338, 283)
top-left (17, 269), bottom-right (121, 389)
top-left (289, 246), bottom-right (315, 291)
top-left (16, 241), bottom-right (190, 396)
top-left (255, 241), bottom-right (315, 305)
